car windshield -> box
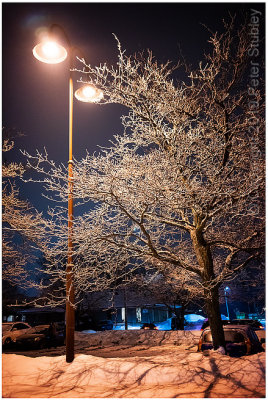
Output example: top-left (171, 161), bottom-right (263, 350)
top-left (204, 330), bottom-right (246, 343)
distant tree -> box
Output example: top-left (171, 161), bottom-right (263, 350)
top-left (25, 18), bottom-right (264, 349)
top-left (219, 266), bottom-right (265, 318)
top-left (133, 269), bottom-right (201, 330)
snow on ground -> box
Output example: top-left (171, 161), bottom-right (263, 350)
top-left (2, 348), bottom-right (265, 398)
top-left (75, 329), bottom-right (201, 348)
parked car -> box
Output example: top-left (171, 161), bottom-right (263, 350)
top-left (229, 319), bottom-right (265, 330)
top-left (141, 323), bottom-right (158, 330)
top-left (95, 320), bottom-right (113, 331)
top-left (14, 324), bottom-right (65, 349)
top-left (201, 318), bottom-right (265, 331)
top-left (198, 324), bottom-right (264, 357)
top-left (2, 322), bottom-right (31, 347)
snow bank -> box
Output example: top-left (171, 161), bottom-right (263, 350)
top-left (76, 329), bottom-right (265, 350)
top-left (2, 350), bottom-right (265, 398)
top-left (76, 329), bottom-right (201, 347)
top-left (184, 314), bottom-right (205, 323)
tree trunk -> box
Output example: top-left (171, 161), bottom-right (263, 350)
top-left (178, 303), bottom-right (185, 330)
top-left (204, 286), bottom-right (225, 349)
top-left (191, 227), bottom-right (225, 349)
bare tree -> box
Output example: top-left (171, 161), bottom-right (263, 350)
top-left (2, 135), bottom-right (47, 290)
top-left (25, 19), bottom-right (264, 349)
top-left (133, 270), bottom-right (200, 330)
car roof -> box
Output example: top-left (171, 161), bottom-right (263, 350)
top-left (224, 324), bottom-right (253, 329)
top-left (203, 324), bottom-right (254, 332)
top-left (2, 322), bottom-right (31, 327)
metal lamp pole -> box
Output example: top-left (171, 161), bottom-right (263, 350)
top-left (224, 287), bottom-right (230, 320)
top-left (66, 67), bottom-right (75, 363)
top-left (33, 26), bottom-right (103, 363)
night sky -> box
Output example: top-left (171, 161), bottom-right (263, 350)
top-left (2, 2), bottom-right (265, 210)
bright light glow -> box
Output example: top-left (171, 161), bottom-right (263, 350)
top-left (42, 42), bottom-right (60, 57)
top-left (33, 41), bottom-right (67, 64)
top-left (75, 85), bottom-right (104, 103)
top-left (83, 86), bottom-right (97, 98)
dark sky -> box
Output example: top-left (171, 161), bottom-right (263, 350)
top-left (2, 2), bottom-right (265, 210)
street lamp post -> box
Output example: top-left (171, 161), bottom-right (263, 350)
top-left (66, 64), bottom-right (75, 363)
top-left (33, 26), bottom-right (103, 362)
top-left (224, 286), bottom-right (230, 320)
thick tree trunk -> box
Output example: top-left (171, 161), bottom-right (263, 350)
top-left (204, 287), bottom-right (225, 349)
top-left (191, 227), bottom-right (225, 349)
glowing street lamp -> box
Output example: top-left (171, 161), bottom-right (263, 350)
top-left (75, 85), bottom-right (104, 103)
top-left (33, 25), bottom-right (103, 363)
top-left (33, 41), bottom-right (68, 64)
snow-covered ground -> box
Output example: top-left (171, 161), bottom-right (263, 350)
top-left (2, 348), bottom-right (265, 398)
top-left (2, 322), bottom-right (265, 398)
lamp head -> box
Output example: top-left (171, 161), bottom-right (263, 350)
top-left (33, 40), bottom-right (68, 64)
top-left (75, 85), bottom-right (103, 103)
